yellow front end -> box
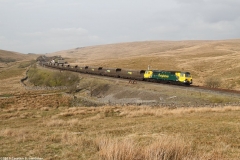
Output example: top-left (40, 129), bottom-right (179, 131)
top-left (144, 70), bottom-right (153, 78)
top-left (175, 72), bottom-right (192, 85)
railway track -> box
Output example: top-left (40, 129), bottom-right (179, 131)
top-left (190, 85), bottom-right (240, 96)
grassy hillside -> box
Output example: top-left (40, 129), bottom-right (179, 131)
top-left (50, 39), bottom-right (240, 89)
top-left (0, 50), bottom-right (38, 94)
top-left (0, 49), bottom-right (37, 61)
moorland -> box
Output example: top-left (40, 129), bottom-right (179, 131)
top-left (1, 40), bottom-right (240, 159)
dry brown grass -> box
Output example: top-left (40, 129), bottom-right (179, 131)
top-left (0, 49), bottom-right (37, 60)
top-left (0, 49), bottom-right (37, 95)
top-left (0, 64), bottom-right (35, 96)
top-left (96, 135), bottom-right (199, 160)
top-left (0, 73), bottom-right (26, 95)
top-left (117, 105), bottom-right (240, 118)
top-left (45, 118), bottom-right (80, 127)
top-left (1, 93), bottom-right (240, 159)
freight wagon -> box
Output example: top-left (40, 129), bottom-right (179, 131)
top-left (102, 68), bottom-right (121, 77)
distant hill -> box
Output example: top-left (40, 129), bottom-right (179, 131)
top-left (49, 39), bottom-right (240, 64)
top-left (49, 39), bottom-right (240, 89)
top-left (0, 49), bottom-right (38, 62)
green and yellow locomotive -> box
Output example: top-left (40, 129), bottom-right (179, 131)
top-left (144, 70), bottom-right (192, 85)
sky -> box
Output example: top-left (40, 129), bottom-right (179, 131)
top-left (0, 0), bottom-right (240, 54)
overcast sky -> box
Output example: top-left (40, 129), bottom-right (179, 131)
top-left (0, 0), bottom-right (240, 54)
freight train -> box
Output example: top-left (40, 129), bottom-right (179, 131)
top-left (40, 59), bottom-right (192, 85)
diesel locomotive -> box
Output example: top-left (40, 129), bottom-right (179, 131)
top-left (42, 60), bottom-right (192, 85)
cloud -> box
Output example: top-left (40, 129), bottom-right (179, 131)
top-left (173, 0), bottom-right (240, 23)
top-left (49, 28), bottom-right (88, 37)
top-left (1, 0), bottom-right (240, 53)
top-left (21, 28), bottom-right (89, 38)
top-left (0, 36), bottom-right (5, 41)
top-left (149, 26), bottom-right (180, 34)
top-left (203, 5), bottom-right (240, 23)
top-left (16, 27), bottom-right (102, 53)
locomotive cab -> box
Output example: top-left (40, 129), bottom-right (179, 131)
top-left (176, 72), bottom-right (192, 85)
top-left (144, 70), bottom-right (153, 78)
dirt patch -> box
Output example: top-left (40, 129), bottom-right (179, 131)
top-left (73, 76), bottom-right (240, 106)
